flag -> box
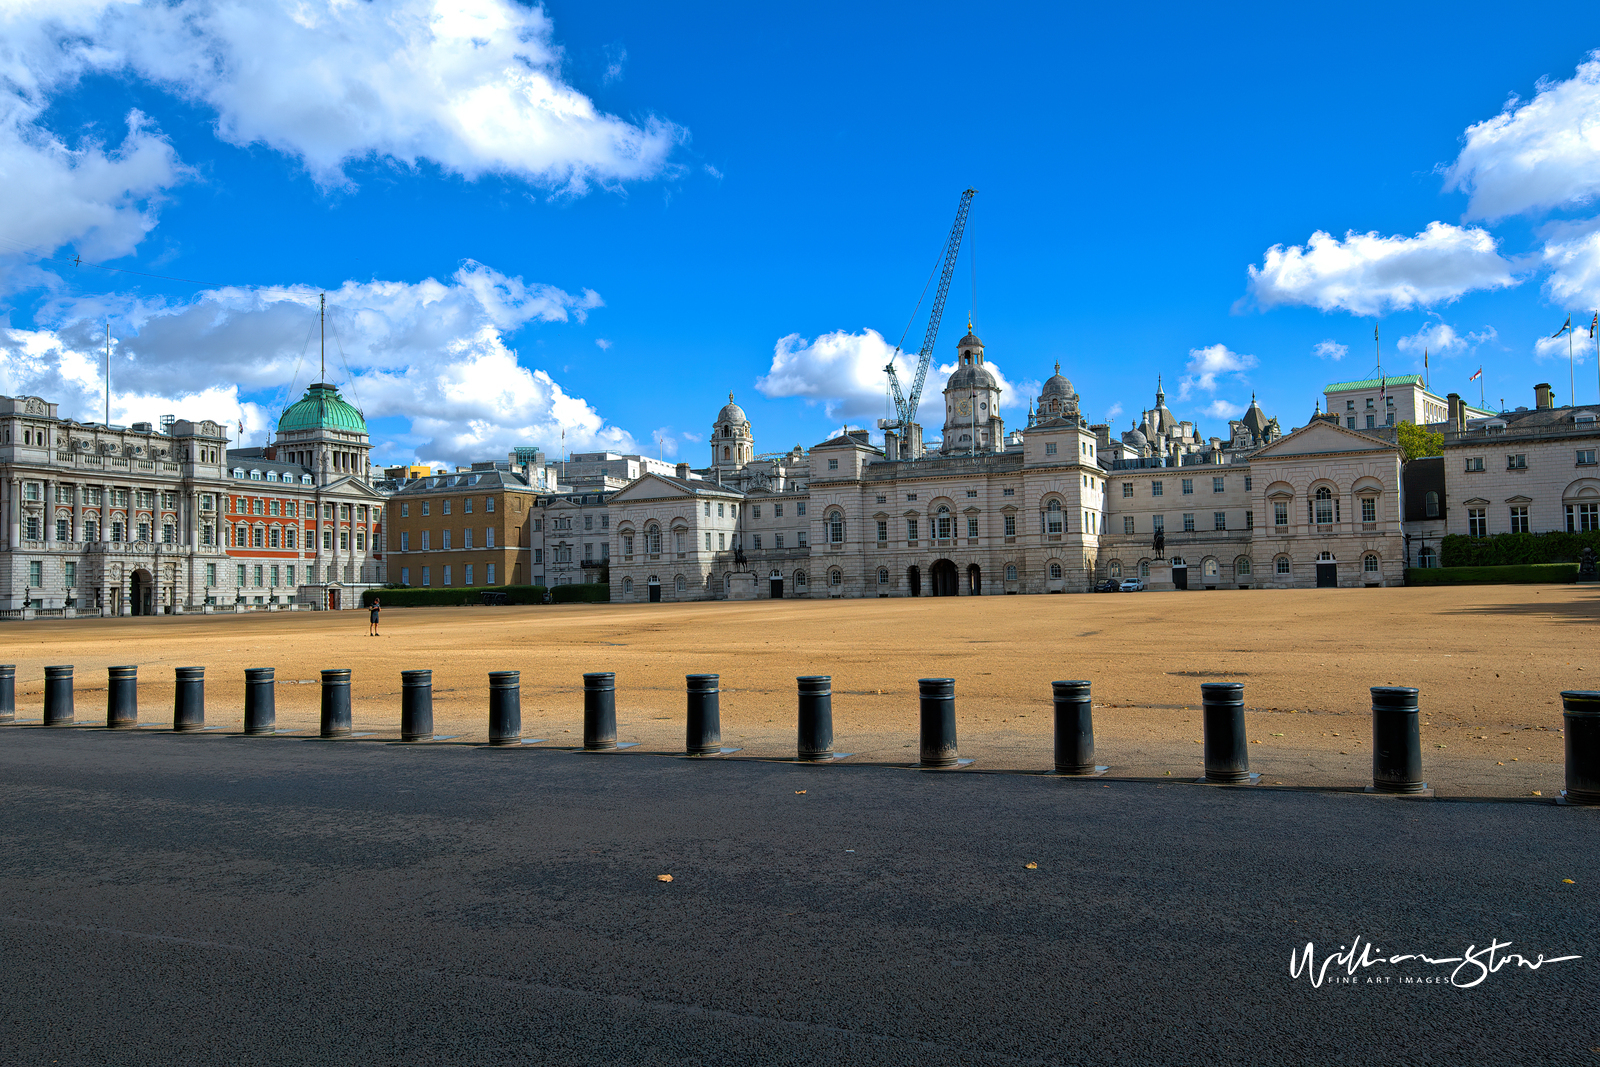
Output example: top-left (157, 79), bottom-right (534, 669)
top-left (1554, 315), bottom-right (1572, 338)
top-left (1591, 312), bottom-right (1597, 338)
top-left (237, 419), bottom-right (244, 435)
top-left (1469, 367), bottom-right (1483, 382)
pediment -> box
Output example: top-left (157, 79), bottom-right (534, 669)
top-left (1252, 420), bottom-right (1397, 459)
top-left (962, 506), bottom-right (981, 514)
top-left (1462, 497), bottom-right (1491, 506)
top-left (1505, 495), bottom-right (1533, 504)
top-left (608, 473), bottom-right (700, 503)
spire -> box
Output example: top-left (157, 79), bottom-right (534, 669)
top-left (1054, 360), bottom-right (1060, 374)
top-left (1156, 374), bottom-right (1165, 404)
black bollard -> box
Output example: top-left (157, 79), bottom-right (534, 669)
top-left (1201, 681), bottom-right (1249, 783)
top-left (797, 675), bottom-right (834, 761)
top-left (401, 669), bottom-right (434, 742)
top-left (173, 666), bottom-right (205, 732)
top-left (488, 671), bottom-right (522, 745)
top-left (320, 669), bottom-right (352, 738)
top-left (243, 668), bottom-right (276, 735)
top-left (918, 678), bottom-right (959, 767)
top-left (1052, 680), bottom-right (1096, 773)
top-left (583, 672), bottom-right (617, 750)
top-left (686, 674), bottom-right (722, 755)
top-left (0, 664), bottom-right (14, 723)
top-left (43, 665), bottom-right (74, 726)
top-left (106, 665), bottom-right (138, 729)
top-left (1561, 690), bottom-right (1600, 805)
top-left (1371, 686), bottom-right (1426, 794)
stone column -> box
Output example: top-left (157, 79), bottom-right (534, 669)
top-left (43, 479), bottom-right (54, 543)
top-left (8, 477), bottom-right (20, 547)
top-left (103, 484), bottom-right (114, 542)
top-left (72, 484), bottom-right (81, 543)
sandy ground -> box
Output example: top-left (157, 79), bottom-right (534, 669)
top-left (3, 585), bottom-right (1593, 797)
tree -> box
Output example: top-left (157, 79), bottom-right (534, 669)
top-left (1396, 420), bottom-right (1444, 462)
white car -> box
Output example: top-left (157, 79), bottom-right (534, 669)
top-left (1119, 577), bottom-right (1146, 592)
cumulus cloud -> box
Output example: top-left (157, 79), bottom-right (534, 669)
top-left (1244, 223), bottom-right (1521, 316)
top-left (755, 328), bottom-right (1028, 428)
top-left (1541, 221), bottom-right (1600, 307)
top-left (1104, 402), bottom-right (1123, 420)
top-left (1178, 343), bottom-right (1256, 400)
top-left (7, 0), bottom-right (680, 191)
top-left (1312, 340), bottom-right (1347, 361)
top-left (1204, 399), bottom-right (1244, 420)
top-left (1444, 53), bottom-right (1600, 221)
top-left (0, 261), bottom-right (633, 465)
top-left (594, 338), bottom-right (612, 350)
top-left (1534, 325), bottom-right (1594, 366)
top-left (1396, 322), bottom-right (1465, 354)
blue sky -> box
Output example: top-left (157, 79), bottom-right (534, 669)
top-left (4, 1), bottom-right (1600, 468)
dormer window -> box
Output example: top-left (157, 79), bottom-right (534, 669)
top-left (1576, 412), bottom-right (1596, 426)
top-left (232, 467), bottom-right (245, 479)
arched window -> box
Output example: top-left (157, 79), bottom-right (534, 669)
top-left (723, 446), bottom-right (730, 459)
top-left (1005, 564), bottom-right (1018, 581)
top-left (829, 569), bottom-right (842, 586)
top-left (1109, 560), bottom-right (1122, 578)
top-left (675, 575), bottom-right (685, 593)
top-left (1046, 498), bottom-right (1062, 534)
top-left (1425, 491), bottom-right (1440, 518)
top-left (936, 504), bottom-right (952, 539)
top-left (827, 510), bottom-right (844, 544)
top-left (1275, 556), bottom-right (1291, 575)
top-left (645, 523), bottom-right (661, 554)
top-left (1363, 553), bottom-right (1380, 573)
top-left (1235, 556), bottom-right (1252, 576)
top-left (877, 568), bottom-right (889, 585)
top-left (1139, 559), bottom-right (1150, 578)
top-left (622, 577), bottom-right (633, 595)
top-left (1049, 562), bottom-right (1063, 579)
top-left (796, 570), bottom-right (807, 587)
top-left (1418, 545), bottom-right (1438, 568)
top-left (1203, 558), bottom-right (1219, 578)
top-left (1314, 485), bottom-right (1334, 525)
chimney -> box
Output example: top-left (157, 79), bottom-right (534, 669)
top-left (675, 462), bottom-right (691, 479)
top-left (1535, 382), bottom-right (1553, 411)
top-left (1446, 392), bottom-right (1462, 431)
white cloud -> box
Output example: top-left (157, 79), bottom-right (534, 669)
top-left (0, 261), bottom-right (632, 465)
top-left (1396, 322), bottom-right (1465, 354)
top-left (602, 46), bottom-right (627, 86)
top-left (1244, 223), bottom-right (1520, 315)
top-left (680, 431), bottom-right (702, 443)
top-left (1312, 339), bottom-right (1347, 361)
top-left (1104, 402), bottom-right (1123, 420)
top-left (10, 0), bottom-right (681, 191)
top-left (595, 338), bottom-right (612, 350)
top-left (1534, 326), bottom-right (1593, 366)
top-left (1178, 343), bottom-right (1256, 399)
top-left (755, 328), bottom-right (1027, 428)
top-left (648, 427), bottom-right (678, 458)
top-left (1444, 52), bottom-right (1600, 220)
top-left (1204, 399), bottom-right (1244, 420)
top-left (1542, 221), bottom-right (1600, 307)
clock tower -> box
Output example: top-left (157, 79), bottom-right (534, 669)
top-left (940, 327), bottom-right (1004, 454)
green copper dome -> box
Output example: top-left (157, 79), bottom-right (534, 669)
top-left (278, 382), bottom-right (366, 434)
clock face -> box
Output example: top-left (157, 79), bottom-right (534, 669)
top-left (957, 399), bottom-right (970, 416)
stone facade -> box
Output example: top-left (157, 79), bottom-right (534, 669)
top-left (387, 469), bottom-right (539, 590)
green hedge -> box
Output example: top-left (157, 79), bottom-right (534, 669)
top-left (1441, 530), bottom-right (1600, 567)
top-left (1404, 564), bottom-right (1578, 586)
top-left (362, 585), bottom-right (548, 608)
top-left (550, 582), bottom-right (610, 603)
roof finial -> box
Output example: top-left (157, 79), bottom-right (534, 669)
top-left (728, 391), bottom-right (734, 404)
top-left (1054, 360), bottom-right (1060, 374)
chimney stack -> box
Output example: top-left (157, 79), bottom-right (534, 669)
top-left (1535, 382), bottom-right (1553, 411)
top-left (675, 462), bottom-right (691, 479)
top-left (1446, 393), bottom-right (1461, 430)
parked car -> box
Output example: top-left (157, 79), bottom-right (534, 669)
top-left (1118, 577), bottom-right (1146, 592)
top-left (1094, 578), bottom-right (1121, 593)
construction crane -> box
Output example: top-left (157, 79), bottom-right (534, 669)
top-left (880, 188), bottom-right (976, 444)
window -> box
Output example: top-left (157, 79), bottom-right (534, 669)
top-left (1361, 497), bottom-right (1376, 523)
top-left (776, 533), bottom-right (786, 548)
top-left (828, 510), bottom-right (844, 543)
top-left (465, 498), bottom-right (474, 514)
top-left (1275, 556), bottom-right (1291, 575)
top-left (269, 527), bottom-right (280, 548)
top-left (1182, 479), bottom-right (1193, 495)
top-left (1468, 508), bottom-right (1487, 537)
top-left (487, 498), bottom-right (495, 512)
top-left (828, 458), bottom-right (839, 470)
top-left (486, 528), bottom-right (495, 549)
top-left (967, 517), bottom-right (978, 538)
top-left (1182, 513), bottom-right (1195, 532)
top-left (270, 565), bottom-right (280, 587)
top-left (1049, 562), bottom-right (1063, 579)
top-left (1510, 506), bottom-right (1529, 533)
top-left (705, 532), bottom-right (712, 550)
top-left (907, 518), bottom-right (919, 541)
top-left (1213, 477), bottom-right (1224, 493)
top-left (1236, 557), bottom-right (1251, 576)
top-left (1045, 442), bottom-right (1057, 455)
top-left (1123, 516), bottom-right (1135, 534)
top-left (1109, 560), bottom-right (1122, 578)
top-left (1244, 476), bottom-right (1253, 492)
top-left (1003, 488), bottom-right (1014, 497)
top-left (1152, 514), bottom-right (1165, 533)
top-left (400, 567), bottom-right (410, 586)
top-left (1366, 415), bottom-right (1375, 429)
top-left (1425, 491), bottom-right (1440, 518)
top-left (1465, 457), bottom-right (1485, 472)
top-left (286, 565), bottom-right (295, 586)
top-left (966, 490), bottom-right (978, 498)
top-left (534, 550), bottom-right (543, 564)
top-left (1507, 454), bottom-right (1527, 470)
top-left (754, 534), bottom-right (764, 550)
top-left (422, 566), bottom-right (431, 586)
top-left (1312, 486), bottom-right (1333, 525)
top-left (441, 530), bottom-right (450, 550)
top-left (774, 503), bottom-right (784, 518)
top-left (877, 568), bottom-right (889, 585)
top-left (253, 565), bottom-right (264, 587)
top-left (463, 529), bottom-right (473, 549)
top-left (829, 569), bottom-right (842, 586)
top-left (906, 494), bottom-right (917, 502)
top-left (443, 500), bottom-right (452, 515)
top-left (875, 496), bottom-right (886, 505)
top-left (1214, 511), bottom-right (1226, 531)
top-left (646, 524), bottom-right (661, 554)
top-left (1363, 554), bottom-right (1379, 574)
top-left (237, 564), bottom-right (246, 587)
top-left (796, 502), bottom-right (806, 516)
top-left (1046, 499), bottom-right (1062, 534)
top-left (1579, 450), bottom-right (1597, 466)
top-left (465, 564), bottom-right (474, 586)
top-left (56, 518), bottom-right (68, 541)
top-left (1245, 512), bottom-right (1253, 530)
top-left (1151, 481), bottom-right (1163, 496)
top-left (443, 565), bottom-right (452, 586)
top-left (420, 502), bottom-right (429, 516)
top-left (936, 506), bottom-right (952, 539)
top-left (1122, 482), bottom-right (1133, 498)
top-left (1139, 560), bottom-right (1149, 578)
top-left (1203, 558), bottom-right (1219, 578)
top-left (1005, 564), bottom-right (1018, 580)
top-left (1567, 503), bottom-right (1600, 532)
top-left (876, 520), bottom-right (887, 542)
top-left (27, 560), bottom-right (40, 587)
top-left (1366, 398), bottom-right (1375, 409)
top-left (717, 503), bottom-right (725, 518)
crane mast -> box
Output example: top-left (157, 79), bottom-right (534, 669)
top-left (881, 188), bottom-right (976, 454)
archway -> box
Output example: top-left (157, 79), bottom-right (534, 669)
top-left (967, 563), bottom-right (981, 595)
top-left (769, 570), bottom-right (784, 599)
top-left (907, 565), bottom-right (921, 598)
top-left (326, 586), bottom-right (341, 610)
top-left (130, 569), bottom-right (153, 616)
top-left (648, 575), bottom-right (661, 603)
top-left (931, 559), bottom-right (958, 597)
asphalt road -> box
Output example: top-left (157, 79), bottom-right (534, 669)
top-left (1, 727), bottom-right (1595, 1066)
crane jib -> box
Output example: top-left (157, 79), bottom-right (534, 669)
top-left (885, 188), bottom-right (977, 431)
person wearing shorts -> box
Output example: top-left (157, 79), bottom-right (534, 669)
top-left (369, 597), bottom-right (380, 636)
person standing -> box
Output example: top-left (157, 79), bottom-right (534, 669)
top-left (369, 596), bottom-right (380, 637)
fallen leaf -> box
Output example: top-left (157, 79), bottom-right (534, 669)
top-left (1271, 732), bottom-right (1285, 737)
top-left (1562, 878), bottom-right (1576, 884)
top-left (1532, 791), bottom-right (1543, 796)
top-left (1497, 762), bottom-right (1504, 766)
top-left (657, 874), bottom-right (673, 882)
top-left (795, 790), bottom-right (806, 795)
top-left (1024, 862), bottom-right (1038, 870)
